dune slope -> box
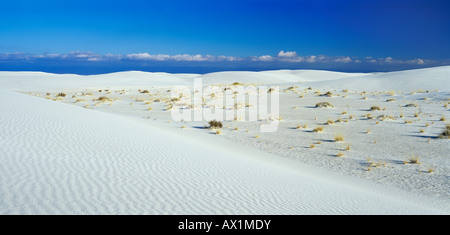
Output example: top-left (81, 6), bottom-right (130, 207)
top-left (0, 89), bottom-right (448, 214)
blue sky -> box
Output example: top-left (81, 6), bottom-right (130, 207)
top-left (1, 0), bottom-right (449, 74)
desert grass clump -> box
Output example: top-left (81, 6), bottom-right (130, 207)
top-left (208, 120), bottom-right (223, 129)
top-left (321, 91), bottom-right (333, 97)
top-left (438, 124), bottom-right (450, 139)
top-left (336, 152), bottom-right (344, 157)
top-left (267, 88), bottom-right (276, 93)
top-left (345, 144), bottom-right (351, 151)
top-left (232, 82), bottom-right (242, 86)
top-left (313, 127), bottom-right (324, 133)
top-left (334, 134), bottom-right (344, 142)
top-left (310, 144), bottom-right (315, 149)
top-left (315, 102), bottom-right (334, 108)
top-left (370, 106), bottom-right (381, 111)
top-left (96, 96), bottom-right (112, 102)
top-left (405, 154), bottom-right (421, 164)
top-left (326, 119), bottom-right (335, 125)
top-left (386, 98), bottom-right (396, 102)
top-left (440, 116), bottom-right (447, 122)
top-left (56, 92), bottom-right (67, 97)
top-left (405, 103), bottom-right (418, 107)
top-left (141, 90), bottom-right (150, 94)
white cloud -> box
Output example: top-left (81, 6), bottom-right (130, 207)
top-left (407, 58), bottom-right (425, 65)
top-left (252, 55), bottom-right (274, 62)
top-left (0, 51), bottom-right (434, 67)
top-left (384, 57), bottom-right (393, 63)
top-left (334, 56), bottom-right (352, 63)
top-left (277, 50), bottom-right (298, 58)
top-left (305, 55), bottom-right (317, 63)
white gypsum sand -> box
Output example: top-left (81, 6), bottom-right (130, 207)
top-left (0, 66), bottom-right (449, 214)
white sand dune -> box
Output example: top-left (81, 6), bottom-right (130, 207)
top-left (2, 65), bottom-right (449, 91)
top-left (0, 89), bottom-right (447, 215)
top-left (0, 66), bottom-right (449, 214)
top-left (308, 66), bottom-right (450, 92)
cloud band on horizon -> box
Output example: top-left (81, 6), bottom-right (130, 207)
top-left (0, 50), bottom-right (433, 66)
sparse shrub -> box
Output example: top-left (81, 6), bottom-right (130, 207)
top-left (345, 144), bottom-right (351, 151)
top-left (386, 98), bottom-right (396, 102)
top-left (440, 116), bottom-right (447, 122)
top-left (321, 91), bottom-right (333, 97)
top-left (141, 90), bottom-right (150, 94)
top-left (96, 96), bottom-right (112, 102)
top-left (334, 134), bottom-right (344, 142)
top-left (267, 88), bottom-right (276, 93)
top-left (313, 127), bottom-right (324, 132)
top-left (406, 154), bottom-right (421, 164)
top-left (56, 92), bottom-right (67, 97)
top-left (370, 106), bottom-right (381, 111)
top-left (208, 120), bottom-right (223, 129)
top-left (75, 99), bottom-right (86, 103)
top-left (439, 124), bottom-right (450, 139)
top-left (232, 82), bottom-right (242, 86)
top-left (326, 119), bottom-right (335, 125)
top-left (405, 103), bottom-right (418, 107)
top-left (310, 144), bottom-right (315, 149)
top-left (315, 102), bottom-right (334, 108)
top-left (336, 152), bottom-right (344, 157)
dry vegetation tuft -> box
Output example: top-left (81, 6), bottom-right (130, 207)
top-left (315, 102), bottom-right (334, 108)
top-left (208, 120), bottom-right (223, 129)
top-left (56, 92), bottom-right (67, 97)
top-left (313, 127), bottom-right (324, 132)
top-left (96, 96), bottom-right (112, 102)
top-left (334, 134), bottom-right (344, 142)
top-left (439, 124), bottom-right (450, 139)
top-left (370, 106), bottom-right (381, 111)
